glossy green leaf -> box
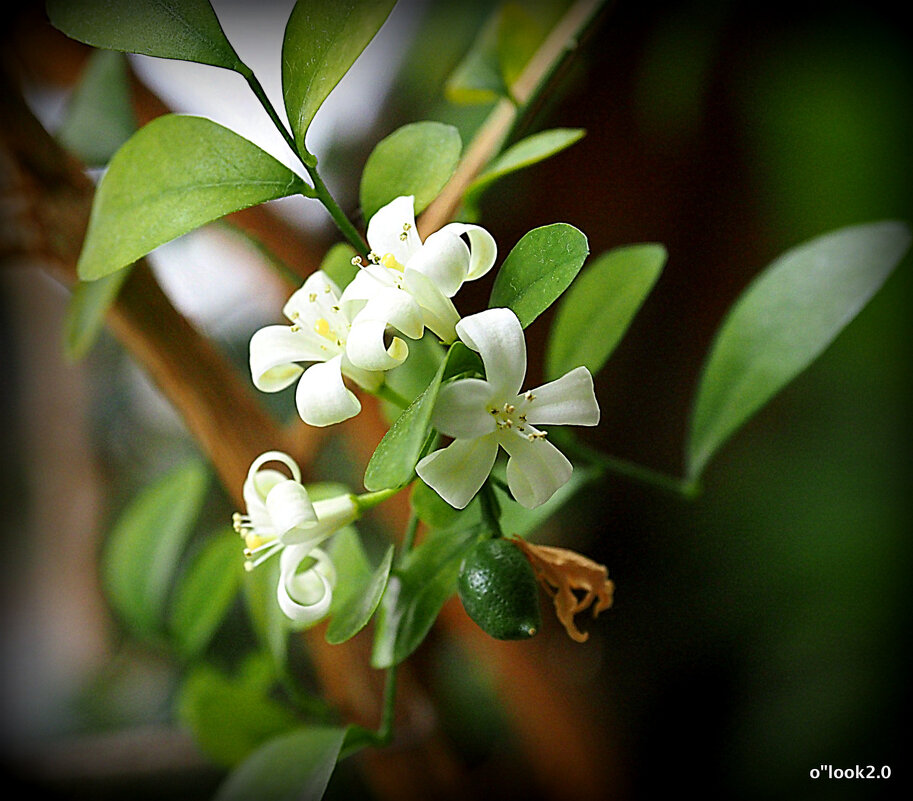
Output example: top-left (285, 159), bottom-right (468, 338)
top-left (282, 0), bottom-right (396, 154)
top-left (465, 128), bottom-right (585, 207)
top-left (489, 223), bottom-right (589, 327)
top-left (545, 243), bottom-right (666, 380)
top-left (687, 220), bottom-right (911, 481)
top-left (47, 0), bottom-right (242, 69)
top-left (215, 726), bottom-right (346, 801)
top-left (359, 121), bottom-right (462, 222)
top-left (325, 530), bottom-right (394, 644)
top-left (177, 664), bottom-right (303, 768)
top-left (371, 524), bottom-right (488, 668)
top-left (78, 114), bottom-right (307, 280)
top-left (169, 530), bottom-right (244, 659)
top-left (56, 50), bottom-right (136, 167)
top-left (102, 461), bottom-right (208, 638)
top-left (363, 343), bottom-right (481, 492)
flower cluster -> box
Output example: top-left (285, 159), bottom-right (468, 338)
top-left (235, 196), bottom-right (600, 624)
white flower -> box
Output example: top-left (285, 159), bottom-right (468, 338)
top-left (339, 195), bottom-right (497, 371)
top-left (416, 308), bottom-right (600, 510)
top-left (233, 451), bottom-right (357, 625)
top-left (249, 270), bottom-right (383, 427)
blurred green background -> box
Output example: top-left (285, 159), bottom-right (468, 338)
top-left (2, 0), bottom-right (910, 799)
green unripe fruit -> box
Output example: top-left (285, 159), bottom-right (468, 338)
top-left (458, 537), bottom-right (541, 640)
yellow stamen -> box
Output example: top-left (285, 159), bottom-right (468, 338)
top-left (244, 533), bottom-right (266, 550)
top-left (381, 253), bottom-right (405, 272)
top-left (314, 318), bottom-right (333, 340)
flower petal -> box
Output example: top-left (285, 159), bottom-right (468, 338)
top-left (437, 222), bottom-right (497, 282)
top-left (277, 545), bottom-right (336, 625)
top-left (501, 433), bottom-right (573, 509)
top-left (249, 325), bottom-right (327, 393)
top-left (402, 269), bottom-right (460, 343)
top-left (416, 434), bottom-right (499, 509)
top-left (265, 479), bottom-right (317, 539)
top-left (521, 366), bottom-right (600, 427)
top-left (339, 263), bottom-right (396, 311)
top-left (295, 356), bottom-right (361, 426)
top-left (366, 195), bottom-right (421, 266)
top-left (283, 270), bottom-right (343, 321)
top-left (346, 318), bottom-right (410, 371)
top-left (432, 378), bottom-right (497, 439)
top-left (406, 228), bottom-right (471, 297)
top-left (456, 308), bottom-right (526, 397)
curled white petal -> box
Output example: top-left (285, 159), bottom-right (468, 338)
top-left (244, 451), bottom-right (302, 505)
top-left (521, 366), bottom-right (600, 427)
top-left (249, 325), bottom-right (325, 392)
top-left (456, 308), bottom-right (527, 397)
top-left (406, 228), bottom-right (471, 298)
top-left (501, 433), bottom-right (573, 509)
top-left (366, 195), bottom-right (421, 266)
top-left (432, 378), bottom-right (497, 440)
top-left (416, 434), bottom-right (499, 509)
top-left (295, 356), bottom-right (361, 427)
top-left (264, 479), bottom-right (317, 541)
top-left (346, 318), bottom-right (411, 371)
top-left (277, 546), bottom-right (336, 625)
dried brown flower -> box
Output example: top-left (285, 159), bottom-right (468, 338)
top-left (511, 536), bottom-right (614, 643)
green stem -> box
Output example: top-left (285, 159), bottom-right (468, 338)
top-left (239, 64), bottom-right (368, 253)
top-left (399, 510), bottom-right (420, 561)
top-left (479, 480), bottom-right (503, 537)
top-left (355, 486), bottom-right (402, 512)
top-left (560, 435), bottom-right (700, 498)
top-left (303, 162), bottom-right (369, 253)
top-left (374, 382), bottom-right (411, 410)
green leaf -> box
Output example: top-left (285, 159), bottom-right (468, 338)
top-left (169, 530), bottom-right (244, 659)
top-left (325, 530), bottom-right (394, 644)
top-left (243, 556), bottom-right (289, 674)
top-left (444, 11), bottom-right (507, 105)
top-left (363, 343), bottom-right (481, 491)
top-left (319, 242), bottom-right (358, 289)
top-left (371, 524), bottom-right (488, 668)
top-left (59, 51), bottom-right (138, 359)
top-left (64, 268), bottom-right (133, 360)
top-left (465, 128), bottom-right (585, 207)
top-left (215, 726), bottom-right (346, 801)
top-left (282, 0), bottom-right (397, 154)
top-left (359, 121), bottom-right (462, 222)
top-left (46, 0), bottom-right (242, 69)
top-left (102, 460), bottom-right (208, 638)
top-left (177, 664), bottom-right (303, 768)
top-left (77, 115), bottom-right (307, 280)
top-left (545, 243), bottom-right (666, 380)
top-left (489, 223), bottom-right (589, 327)
top-left (687, 220), bottom-right (912, 481)
top-left (411, 479), bottom-right (479, 530)
top-left (56, 50), bottom-right (136, 167)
